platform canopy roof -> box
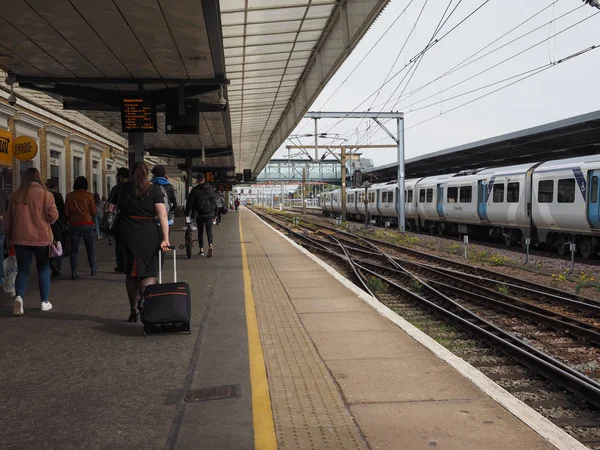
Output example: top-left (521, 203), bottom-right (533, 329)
top-left (364, 109), bottom-right (600, 180)
top-left (0, 0), bottom-right (388, 174)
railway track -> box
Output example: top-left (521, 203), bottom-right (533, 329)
top-left (251, 206), bottom-right (600, 447)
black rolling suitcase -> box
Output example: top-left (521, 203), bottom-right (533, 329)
top-left (140, 247), bottom-right (191, 335)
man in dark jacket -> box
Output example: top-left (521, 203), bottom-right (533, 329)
top-left (108, 167), bottom-right (129, 273)
top-left (185, 173), bottom-right (216, 257)
top-left (150, 165), bottom-right (177, 226)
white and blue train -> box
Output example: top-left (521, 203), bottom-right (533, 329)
top-left (322, 155), bottom-right (600, 258)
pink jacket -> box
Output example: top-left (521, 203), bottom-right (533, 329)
top-left (5, 183), bottom-right (59, 246)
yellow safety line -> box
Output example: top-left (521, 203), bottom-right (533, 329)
top-left (239, 211), bottom-right (278, 450)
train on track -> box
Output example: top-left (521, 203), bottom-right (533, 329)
top-left (321, 155), bottom-right (600, 258)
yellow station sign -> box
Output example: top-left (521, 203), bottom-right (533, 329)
top-left (13, 136), bottom-right (38, 162)
top-left (0, 129), bottom-right (11, 166)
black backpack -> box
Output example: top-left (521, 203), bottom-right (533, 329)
top-left (195, 186), bottom-right (214, 215)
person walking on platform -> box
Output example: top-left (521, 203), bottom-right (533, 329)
top-left (107, 162), bottom-right (170, 323)
top-left (185, 173), bottom-right (217, 257)
top-left (107, 168), bottom-right (129, 272)
top-left (47, 179), bottom-right (67, 278)
top-left (6, 168), bottom-right (58, 315)
top-left (214, 189), bottom-right (224, 225)
top-left (150, 165), bottom-right (177, 229)
top-left (65, 176), bottom-right (97, 280)
top-left (234, 197), bottom-right (240, 212)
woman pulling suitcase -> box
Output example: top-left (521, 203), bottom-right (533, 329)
top-left (106, 162), bottom-right (170, 322)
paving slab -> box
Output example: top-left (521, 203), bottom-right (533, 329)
top-left (299, 311), bottom-right (397, 333)
top-left (351, 400), bottom-right (556, 450)
top-left (291, 297), bottom-right (372, 314)
top-left (327, 357), bottom-right (485, 404)
top-left (309, 330), bottom-right (426, 360)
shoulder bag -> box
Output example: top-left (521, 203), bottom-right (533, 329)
top-left (101, 185), bottom-right (122, 236)
top-left (44, 193), bottom-right (63, 258)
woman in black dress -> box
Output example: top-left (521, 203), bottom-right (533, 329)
top-left (110, 162), bottom-right (170, 322)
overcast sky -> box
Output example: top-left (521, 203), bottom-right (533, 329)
top-left (273, 0), bottom-right (600, 167)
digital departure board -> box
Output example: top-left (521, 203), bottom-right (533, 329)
top-left (121, 97), bottom-right (157, 133)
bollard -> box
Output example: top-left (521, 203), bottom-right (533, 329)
top-left (524, 238), bottom-right (531, 265)
top-left (279, 203), bottom-right (283, 211)
top-left (570, 243), bottom-right (576, 274)
top-left (385, 221), bottom-right (390, 230)
top-left (463, 235), bottom-right (469, 259)
top-left (370, 219), bottom-right (376, 227)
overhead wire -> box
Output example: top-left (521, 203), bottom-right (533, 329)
top-left (361, 42), bottom-right (600, 144)
top-left (356, 0), bottom-right (492, 145)
top-left (293, 0), bottom-right (417, 135)
top-left (318, 0), bottom-right (488, 141)
top-left (382, 0), bottom-right (577, 110)
top-left (355, 1), bottom-right (590, 146)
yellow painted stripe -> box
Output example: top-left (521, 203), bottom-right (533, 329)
top-left (239, 211), bottom-right (278, 450)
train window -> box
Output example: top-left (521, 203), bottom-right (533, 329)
top-left (592, 177), bottom-right (598, 203)
top-left (420, 189), bottom-right (426, 202)
top-left (538, 180), bottom-right (553, 203)
top-left (459, 186), bottom-right (472, 203)
top-left (407, 189), bottom-right (413, 202)
top-left (507, 182), bottom-right (519, 203)
top-left (493, 183), bottom-right (504, 202)
top-left (447, 187), bottom-right (458, 203)
top-left (558, 179), bottom-right (575, 203)
top-left (426, 188), bottom-right (433, 203)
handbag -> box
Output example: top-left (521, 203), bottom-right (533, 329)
top-left (44, 194), bottom-right (64, 258)
top-left (100, 186), bottom-right (122, 236)
top-left (49, 240), bottom-right (63, 258)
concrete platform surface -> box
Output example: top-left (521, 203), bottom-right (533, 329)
top-left (241, 209), bottom-right (558, 450)
top-left (0, 214), bottom-right (253, 450)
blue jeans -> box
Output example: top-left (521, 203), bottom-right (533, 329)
top-left (70, 225), bottom-right (97, 274)
top-left (15, 245), bottom-right (50, 302)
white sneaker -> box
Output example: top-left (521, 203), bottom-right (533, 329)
top-left (191, 225), bottom-right (197, 231)
top-left (13, 296), bottom-right (23, 316)
top-left (41, 301), bottom-right (53, 312)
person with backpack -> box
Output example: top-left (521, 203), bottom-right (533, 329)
top-left (185, 173), bottom-right (217, 257)
top-left (234, 197), bottom-right (240, 212)
top-left (150, 165), bottom-right (177, 229)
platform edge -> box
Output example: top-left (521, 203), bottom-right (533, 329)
top-left (246, 208), bottom-right (587, 450)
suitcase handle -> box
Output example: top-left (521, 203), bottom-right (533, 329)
top-left (158, 247), bottom-right (177, 284)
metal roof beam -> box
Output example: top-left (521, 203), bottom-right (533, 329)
top-left (147, 147), bottom-right (233, 158)
top-left (305, 111), bottom-right (403, 119)
top-left (14, 76), bottom-right (229, 86)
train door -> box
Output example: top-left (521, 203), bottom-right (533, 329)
top-left (395, 187), bottom-right (399, 215)
top-left (376, 189), bottom-right (381, 215)
top-left (436, 184), bottom-right (444, 217)
top-left (477, 180), bottom-right (489, 220)
top-left (588, 171), bottom-right (600, 228)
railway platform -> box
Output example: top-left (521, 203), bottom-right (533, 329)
top-left (0, 208), bottom-right (580, 449)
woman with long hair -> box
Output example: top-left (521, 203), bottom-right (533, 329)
top-left (108, 162), bottom-right (169, 322)
top-left (5, 168), bottom-right (59, 315)
top-left (65, 176), bottom-right (97, 279)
